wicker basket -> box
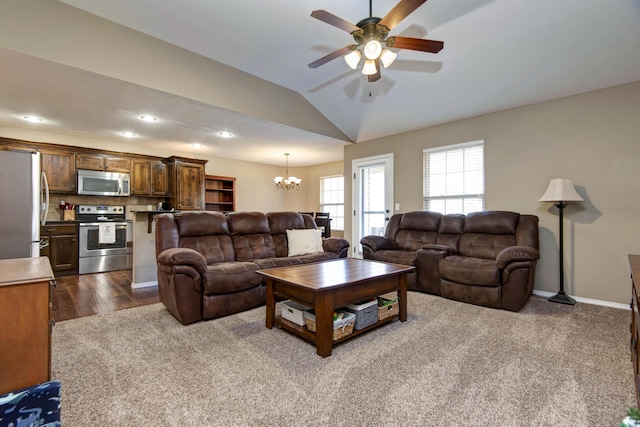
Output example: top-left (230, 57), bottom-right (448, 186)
top-left (304, 311), bottom-right (356, 341)
top-left (377, 297), bottom-right (399, 321)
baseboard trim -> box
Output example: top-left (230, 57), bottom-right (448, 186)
top-left (131, 280), bottom-right (158, 289)
top-left (533, 290), bottom-right (629, 310)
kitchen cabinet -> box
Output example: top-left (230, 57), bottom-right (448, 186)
top-left (41, 222), bottom-right (78, 276)
top-left (0, 257), bottom-right (55, 394)
top-left (77, 153), bottom-right (131, 172)
top-left (41, 149), bottom-right (76, 193)
top-left (205, 175), bottom-right (236, 212)
top-left (168, 156), bottom-right (207, 210)
top-left (151, 161), bottom-right (169, 196)
top-left (131, 159), bottom-right (168, 196)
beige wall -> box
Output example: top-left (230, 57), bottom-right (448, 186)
top-left (0, 125), bottom-right (326, 214)
top-left (345, 80), bottom-right (640, 305)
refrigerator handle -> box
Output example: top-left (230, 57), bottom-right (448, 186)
top-left (41, 171), bottom-right (49, 226)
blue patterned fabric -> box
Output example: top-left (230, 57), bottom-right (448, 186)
top-left (0, 380), bottom-right (61, 427)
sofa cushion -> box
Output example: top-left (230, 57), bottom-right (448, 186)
top-left (287, 229), bottom-right (323, 256)
top-left (439, 255), bottom-right (499, 286)
top-left (180, 235), bottom-right (235, 264)
top-left (228, 212), bottom-right (276, 261)
top-left (267, 211), bottom-right (306, 234)
top-left (458, 233), bottom-right (517, 259)
top-left (394, 211), bottom-right (441, 251)
top-left (253, 257), bottom-right (305, 269)
top-left (231, 234), bottom-right (276, 261)
top-left (295, 252), bottom-right (340, 263)
top-left (372, 249), bottom-right (416, 266)
top-left (464, 211), bottom-right (519, 234)
top-left (203, 261), bottom-right (263, 294)
top-left (268, 212), bottom-right (309, 257)
top-left (175, 211), bottom-right (229, 236)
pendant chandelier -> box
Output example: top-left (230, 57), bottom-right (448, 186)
top-left (274, 153), bottom-right (301, 191)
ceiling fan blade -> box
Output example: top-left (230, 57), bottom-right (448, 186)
top-left (311, 10), bottom-right (361, 34)
top-left (308, 46), bottom-right (354, 69)
top-left (386, 36), bottom-right (443, 53)
top-left (368, 59), bottom-right (382, 83)
top-left (379, 0), bottom-right (427, 30)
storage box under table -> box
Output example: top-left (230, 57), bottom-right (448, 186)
top-left (343, 299), bottom-right (378, 330)
top-left (304, 310), bottom-right (356, 341)
top-left (280, 300), bottom-right (311, 326)
top-left (378, 296), bottom-right (399, 321)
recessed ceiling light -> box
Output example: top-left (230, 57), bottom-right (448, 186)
top-left (139, 114), bottom-right (158, 122)
top-left (191, 143), bottom-right (203, 149)
top-left (120, 131), bottom-right (137, 138)
top-left (218, 131), bottom-right (233, 138)
top-left (22, 115), bottom-right (45, 123)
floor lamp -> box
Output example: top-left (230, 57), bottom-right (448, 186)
top-left (538, 178), bottom-right (583, 305)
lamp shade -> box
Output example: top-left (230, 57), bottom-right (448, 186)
top-left (362, 59), bottom-right (377, 75)
top-left (538, 178), bottom-right (584, 202)
top-left (380, 49), bottom-right (397, 68)
top-left (363, 40), bottom-right (382, 60)
top-left (344, 49), bottom-right (362, 69)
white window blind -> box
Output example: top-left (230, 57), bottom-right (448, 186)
top-left (423, 141), bottom-right (485, 214)
top-left (320, 175), bottom-right (344, 230)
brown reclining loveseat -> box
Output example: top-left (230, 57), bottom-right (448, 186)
top-left (155, 211), bottom-right (350, 324)
top-left (360, 210), bottom-right (539, 311)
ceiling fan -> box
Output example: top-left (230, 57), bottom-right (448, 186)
top-left (308, 0), bottom-right (444, 83)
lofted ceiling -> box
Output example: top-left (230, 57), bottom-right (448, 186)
top-left (1, 0), bottom-right (640, 166)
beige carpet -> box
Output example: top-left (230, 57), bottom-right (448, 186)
top-left (52, 294), bottom-right (635, 426)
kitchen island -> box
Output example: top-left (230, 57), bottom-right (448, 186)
top-left (130, 210), bottom-right (167, 289)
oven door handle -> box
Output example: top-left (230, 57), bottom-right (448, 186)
top-left (80, 222), bottom-right (129, 227)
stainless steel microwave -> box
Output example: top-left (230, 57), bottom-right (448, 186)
top-left (77, 169), bottom-right (130, 196)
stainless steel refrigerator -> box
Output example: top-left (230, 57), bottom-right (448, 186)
top-left (0, 149), bottom-right (49, 259)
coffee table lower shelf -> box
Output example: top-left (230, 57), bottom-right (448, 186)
top-left (274, 314), bottom-right (398, 346)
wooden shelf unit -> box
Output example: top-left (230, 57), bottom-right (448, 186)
top-left (205, 175), bottom-right (236, 212)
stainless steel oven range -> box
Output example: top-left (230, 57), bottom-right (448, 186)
top-left (76, 204), bottom-right (132, 274)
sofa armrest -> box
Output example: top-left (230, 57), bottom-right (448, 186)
top-left (360, 235), bottom-right (396, 252)
top-left (496, 246), bottom-right (540, 269)
top-left (420, 243), bottom-right (456, 254)
top-left (157, 247), bottom-right (208, 275)
top-left (322, 237), bottom-right (350, 257)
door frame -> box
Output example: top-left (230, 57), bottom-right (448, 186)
top-left (351, 153), bottom-right (394, 258)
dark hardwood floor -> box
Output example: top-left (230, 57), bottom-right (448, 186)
top-left (51, 269), bottom-right (159, 322)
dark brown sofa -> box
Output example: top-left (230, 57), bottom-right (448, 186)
top-left (360, 210), bottom-right (539, 311)
top-left (155, 211), bottom-right (350, 324)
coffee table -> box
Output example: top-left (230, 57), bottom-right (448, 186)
top-left (259, 258), bottom-right (415, 357)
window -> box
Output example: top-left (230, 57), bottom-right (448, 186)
top-left (423, 141), bottom-right (484, 215)
top-left (320, 175), bottom-right (344, 230)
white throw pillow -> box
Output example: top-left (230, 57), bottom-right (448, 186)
top-left (287, 229), bottom-right (324, 256)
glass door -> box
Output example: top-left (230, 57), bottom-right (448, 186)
top-left (352, 154), bottom-right (394, 258)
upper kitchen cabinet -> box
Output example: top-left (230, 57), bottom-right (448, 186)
top-left (151, 161), bottom-right (169, 196)
top-left (131, 159), bottom-right (168, 196)
top-left (168, 157), bottom-right (207, 210)
top-left (77, 153), bottom-right (130, 172)
top-left (41, 149), bottom-right (76, 193)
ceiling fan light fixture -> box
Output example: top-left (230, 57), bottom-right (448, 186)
top-left (362, 59), bottom-right (377, 75)
top-left (344, 49), bottom-right (362, 69)
top-left (363, 40), bottom-right (382, 60)
top-left (380, 49), bottom-right (397, 68)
